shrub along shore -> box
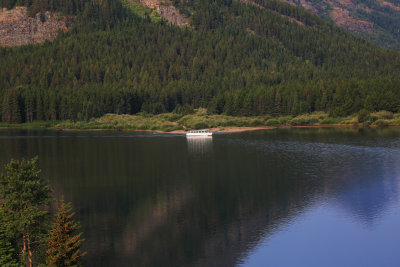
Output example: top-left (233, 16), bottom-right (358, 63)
top-left (1, 109), bottom-right (399, 133)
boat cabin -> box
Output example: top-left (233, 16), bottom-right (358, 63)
top-left (186, 129), bottom-right (213, 136)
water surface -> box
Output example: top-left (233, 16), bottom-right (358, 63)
top-left (0, 128), bottom-right (399, 266)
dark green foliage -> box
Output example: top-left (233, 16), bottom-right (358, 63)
top-left (1, 88), bottom-right (22, 123)
top-left (0, 157), bottom-right (53, 266)
top-left (358, 109), bottom-right (370, 123)
top-left (39, 12), bottom-right (46, 23)
top-left (0, 0), bottom-right (399, 122)
top-left (0, 216), bottom-right (21, 267)
top-left (174, 104), bottom-right (195, 115)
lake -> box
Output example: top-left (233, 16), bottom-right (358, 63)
top-left (0, 128), bottom-right (400, 267)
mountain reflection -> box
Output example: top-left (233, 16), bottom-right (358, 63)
top-left (330, 155), bottom-right (400, 225)
top-left (0, 129), bottom-right (399, 266)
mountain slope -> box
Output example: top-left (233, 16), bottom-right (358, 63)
top-left (280, 0), bottom-right (400, 50)
top-left (0, 0), bottom-right (399, 123)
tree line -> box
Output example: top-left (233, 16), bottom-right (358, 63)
top-left (0, 157), bottom-right (85, 266)
top-left (0, 0), bottom-right (399, 123)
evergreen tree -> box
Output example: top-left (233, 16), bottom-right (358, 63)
top-left (1, 88), bottom-right (21, 124)
top-left (0, 157), bottom-right (53, 267)
top-left (46, 201), bottom-right (86, 267)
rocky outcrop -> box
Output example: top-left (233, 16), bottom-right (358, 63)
top-left (331, 6), bottom-right (373, 33)
top-left (140, 0), bottom-right (189, 26)
top-left (140, 0), bottom-right (159, 9)
top-left (157, 4), bottom-right (189, 26)
top-left (0, 6), bottom-right (68, 47)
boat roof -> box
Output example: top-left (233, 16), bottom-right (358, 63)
top-left (187, 129), bottom-right (211, 132)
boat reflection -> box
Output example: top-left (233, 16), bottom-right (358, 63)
top-left (186, 136), bottom-right (213, 155)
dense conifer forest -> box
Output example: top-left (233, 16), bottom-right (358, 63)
top-left (1, 0), bottom-right (400, 123)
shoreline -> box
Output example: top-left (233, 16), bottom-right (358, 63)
top-left (1, 124), bottom-right (399, 135)
top-left (2, 111), bottom-right (399, 134)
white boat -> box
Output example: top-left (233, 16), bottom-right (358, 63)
top-left (186, 129), bottom-right (213, 137)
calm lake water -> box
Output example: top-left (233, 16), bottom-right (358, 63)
top-left (1, 128), bottom-right (400, 267)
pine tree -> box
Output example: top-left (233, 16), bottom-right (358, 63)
top-left (46, 201), bottom-right (86, 267)
top-left (0, 157), bottom-right (52, 267)
top-left (1, 88), bottom-right (21, 124)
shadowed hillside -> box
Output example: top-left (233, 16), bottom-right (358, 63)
top-left (280, 0), bottom-right (400, 50)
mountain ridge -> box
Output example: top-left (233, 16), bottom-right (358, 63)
top-left (279, 0), bottom-right (400, 50)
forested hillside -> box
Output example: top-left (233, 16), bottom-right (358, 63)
top-left (0, 0), bottom-right (399, 123)
top-left (281, 0), bottom-right (400, 50)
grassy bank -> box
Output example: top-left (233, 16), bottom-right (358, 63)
top-left (2, 110), bottom-right (400, 132)
top-left (177, 110), bottom-right (400, 129)
top-left (57, 113), bottom-right (183, 132)
top-left (0, 121), bottom-right (59, 129)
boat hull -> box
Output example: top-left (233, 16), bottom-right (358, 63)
top-left (186, 133), bottom-right (213, 137)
